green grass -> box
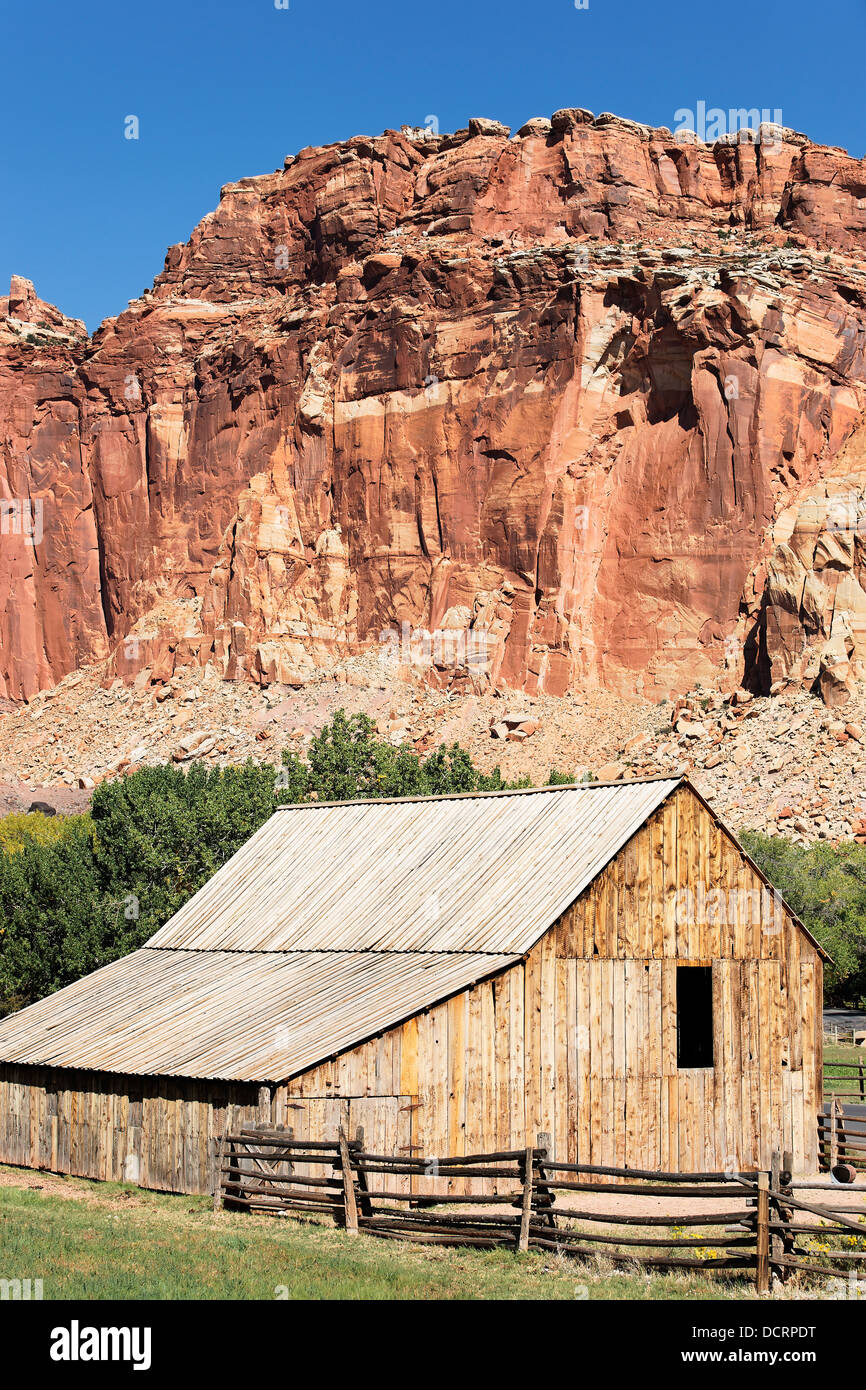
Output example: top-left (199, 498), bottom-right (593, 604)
top-left (0, 1167), bottom-right (767, 1301)
top-left (824, 1044), bottom-right (866, 1102)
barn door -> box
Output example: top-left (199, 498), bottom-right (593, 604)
top-left (347, 1096), bottom-right (417, 1197)
top-left (273, 1097), bottom-right (348, 1184)
top-left (276, 1095), bottom-right (417, 1193)
top-left (278, 1096), bottom-right (416, 1152)
top-left (280, 1096), bottom-right (348, 1141)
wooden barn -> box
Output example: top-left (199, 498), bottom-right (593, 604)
top-left (0, 777), bottom-right (825, 1194)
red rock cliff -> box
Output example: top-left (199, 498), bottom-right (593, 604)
top-left (2, 110), bottom-right (865, 703)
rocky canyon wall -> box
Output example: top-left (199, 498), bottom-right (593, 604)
top-left (2, 109), bottom-right (866, 704)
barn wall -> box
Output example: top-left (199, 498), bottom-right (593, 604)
top-left (0, 1065), bottom-right (265, 1195)
top-left (279, 786), bottom-right (823, 1178)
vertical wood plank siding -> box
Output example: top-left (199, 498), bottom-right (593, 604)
top-left (279, 786), bottom-right (822, 1178)
top-left (0, 1067), bottom-right (263, 1195)
top-left (0, 786), bottom-right (822, 1191)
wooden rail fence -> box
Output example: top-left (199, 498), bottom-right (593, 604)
top-left (819, 1098), bottom-right (866, 1171)
top-left (824, 1060), bottom-right (866, 1103)
top-left (771, 1157), bottom-right (866, 1286)
top-left (215, 1129), bottom-right (866, 1292)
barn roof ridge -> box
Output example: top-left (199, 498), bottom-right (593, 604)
top-left (143, 944), bottom-right (523, 956)
top-left (273, 772), bottom-right (682, 812)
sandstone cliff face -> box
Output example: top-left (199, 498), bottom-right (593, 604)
top-left (758, 421), bottom-right (866, 705)
top-left (0, 280), bottom-right (106, 700)
top-left (2, 112), bottom-right (866, 703)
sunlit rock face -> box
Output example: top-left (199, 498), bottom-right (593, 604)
top-left (757, 422), bottom-right (866, 706)
top-left (2, 115), bottom-right (866, 703)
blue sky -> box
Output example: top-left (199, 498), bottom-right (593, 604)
top-left (2, 0), bottom-right (864, 331)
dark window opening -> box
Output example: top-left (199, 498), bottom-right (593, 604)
top-left (676, 965), bottom-right (714, 1069)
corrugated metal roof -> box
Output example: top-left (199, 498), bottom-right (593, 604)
top-left (0, 947), bottom-right (518, 1082)
top-left (148, 778), bottom-right (680, 955)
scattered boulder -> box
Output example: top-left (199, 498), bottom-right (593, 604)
top-left (489, 711), bottom-right (539, 740)
top-left (172, 731), bottom-right (217, 761)
top-left (516, 117), bottom-right (552, 138)
top-left (676, 718), bottom-right (707, 738)
top-left (596, 761), bottom-right (625, 782)
top-left (467, 117), bottom-right (510, 138)
top-left (820, 648), bottom-right (853, 707)
top-left (624, 732), bottom-right (651, 754)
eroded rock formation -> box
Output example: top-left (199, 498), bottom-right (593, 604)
top-left (757, 422), bottom-right (866, 705)
top-left (2, 112), bottom-right (866, 703)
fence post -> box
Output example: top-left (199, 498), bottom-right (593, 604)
top-left (769, 1153), bottom-right (782, 1284)
top-left (830, 1097), bottom-right (841, 1170)
top-left (352, 1133), bottom-right (374, 1217)
top-left (756, 1171), bottom-right (770, 1294)
top-left (535, 1133), bottom-right (557, 1230)
top-left (338, 1127), bottom-right (359, 1235)
top-left (518, 1145), bottom-right (534, 1252)
top-left (837, 1098), bottom-right (848, 1165)
top-left (213, 1132), bottom-right (227, 1213)
top-left (779, 1150), bottom-right (796, 1280)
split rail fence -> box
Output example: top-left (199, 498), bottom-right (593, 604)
top-left (216, 1129), bottom-right (866, 1292)
top-left (819, 1097), bottom-right (866, 1171)
top-left (824, 1059), bottom-right (866, 1104)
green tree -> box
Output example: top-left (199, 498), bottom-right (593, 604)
top-left (0, 761), bottom-right (279, 1013)
top-left (741, 832), bottom-right (866, 1006)
top-left (88, 759), bottom-right (279, 939)
top-left (0, 819), bottom-right (119, 1012)
top-left (276, 710), bottom-right (526, 804)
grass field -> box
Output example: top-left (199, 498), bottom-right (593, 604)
top-left (824, 1043), bottom-right (866, 1102)
top-left (0, 1166), bottom-right (788, 1301)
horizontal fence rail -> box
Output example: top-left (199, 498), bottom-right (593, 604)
top-left (214, 1131), bottom-right (348, 1217)
top-left (215, 1128), bottom-right (865, 1292)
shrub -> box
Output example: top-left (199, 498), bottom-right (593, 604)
top-left (0, 811), bottom-right (82, 854)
